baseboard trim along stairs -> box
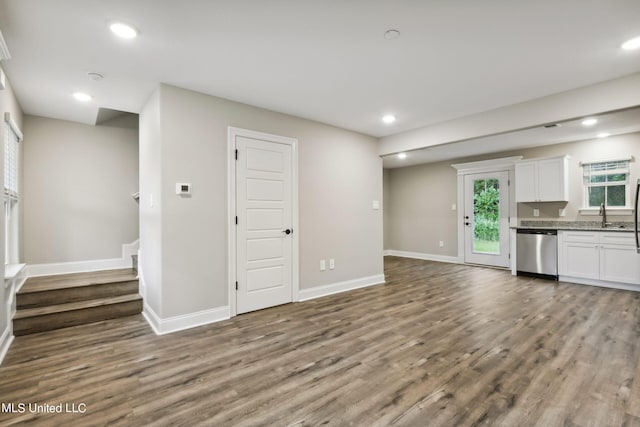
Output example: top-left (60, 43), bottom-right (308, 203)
top-left (13, 269), bottom-right (142, 336)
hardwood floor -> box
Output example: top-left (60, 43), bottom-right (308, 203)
top-left (2, 256), bottom-right (640, 426)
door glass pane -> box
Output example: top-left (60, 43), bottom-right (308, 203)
top-left (473, 178), bottom-right (499, 254)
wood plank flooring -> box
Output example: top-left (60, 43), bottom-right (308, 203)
top-left (2, 256), bottom-right (640, 426)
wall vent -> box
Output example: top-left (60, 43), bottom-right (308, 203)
top-left (0, 28), bottom-right (11, 61)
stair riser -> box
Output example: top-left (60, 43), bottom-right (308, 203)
top-left (17, 280), bottom-right (139, 309)
top-left (13, 300), bottom-right (143, 336)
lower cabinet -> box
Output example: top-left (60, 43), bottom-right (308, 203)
top-left (558, 231), bottom-right (640, 285)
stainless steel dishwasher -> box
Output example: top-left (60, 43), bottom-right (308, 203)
top-left (516, 229), bottom-right (558, 280)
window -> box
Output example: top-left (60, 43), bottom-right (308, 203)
top-left (4, 112), bottom-right (21, 265)
top-left (582, 159), bottom-right (630, 209)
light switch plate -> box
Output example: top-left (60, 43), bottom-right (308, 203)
top-left (533, 208), bottom-right (540, 217)
top-left (320, 260), bottom-right (326, 271)
top-left (372, 200), bottom-right (380, 210)
top-left (176, 183), bottom-right (192, 196)
top-left (329, 259), bottom-right (335, 270)
top-left (559, 208), bottom-right (566, 217)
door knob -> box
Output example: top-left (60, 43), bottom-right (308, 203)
top-left (283, 229), bottom-right (292, 235)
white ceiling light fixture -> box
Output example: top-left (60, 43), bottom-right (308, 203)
top-left (581, 118), bottom-right (598, 126)
top-left (621, 36), bottom-right (640, 50)
top-left (384, 29), bottom-right (400, 40)
top-left (397, 152), bottom-right (407, 159)
top-left (110, 22), bottom-right (138, 39)
top-left (73, 92), bottom-right (92, 102)
top-left (382, 114), bottom-right (396, 124)
top-left (597, 132), bottom-right (610, 138)
top-left (87, 72), bottom-right (104, 81)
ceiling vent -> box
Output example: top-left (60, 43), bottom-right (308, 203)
top-left (0, 28), bottom-right (11, 60)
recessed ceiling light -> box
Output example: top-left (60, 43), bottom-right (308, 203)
top-left (397, 152), bottom-right (407, 159)
top-left (581, 118), bottom-right (598, 126)
top-left (384, 29), bottom-right (400, 40)
top-left (621, 36), bottom-right (640, 50)
top-left (110, 22), bottom-right (138, 39)
top-left (382, 114), bottom-right (396, 124)
top-left (597, 132), bottom-right (610, 138)
top-left (73, 92), bottom-right (92, 102)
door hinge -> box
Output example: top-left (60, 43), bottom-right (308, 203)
top-left (508, 253), bottom-right (511, 259)
top-left (508, 179), bottom-right (510, 186)
top-left (235, 216), bottom-right (238, 225)
top-left (235, 281), bottom-right (238, 291)
top-left (235, 149), bottom-right (238, 160)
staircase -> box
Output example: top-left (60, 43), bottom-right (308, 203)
top-left (13, 269), bottom-right (142, 336)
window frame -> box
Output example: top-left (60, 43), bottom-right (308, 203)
top-left (579, 157), bottom-right (632, 216)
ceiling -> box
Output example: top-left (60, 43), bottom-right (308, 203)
top-left (382, 106), bottom-right (640, 168)
top-left (0, 0), bottom-right (639, 138)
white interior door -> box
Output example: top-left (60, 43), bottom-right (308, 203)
top-left (236, 135), bottom-right (293, 314)
top-left (464, 171), bottom-right (510, 267)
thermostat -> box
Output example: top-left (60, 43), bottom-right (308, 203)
top-left (176, 183), bottom-right (192, 195)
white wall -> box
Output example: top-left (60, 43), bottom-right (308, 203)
top-left (379, 72), bottom-right (640, 156)
top-left (22, 115), bottom-right (139, 264)
top-left (140, 84), bottom-right (383, 322)
top-left (0, 64), bottom-right (23, 361)
top-left (139, 89), bottom-right (162, 316)
top-left (384, 132), bottom-right (640, 255)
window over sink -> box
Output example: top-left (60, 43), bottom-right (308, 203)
top-left (581, 158), bottom-right (631, 214)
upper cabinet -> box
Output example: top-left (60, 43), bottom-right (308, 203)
top-left (515, 155), bottom-right (569, 202)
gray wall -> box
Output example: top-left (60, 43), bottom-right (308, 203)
top-left (23, 115), bottom-right (139, 264)
top-left (0, 65), bottom-right (23, 347)
top-left (140, 84), bottom-right (383, 319)
top-left (384, 132), bottom-right (640, 255)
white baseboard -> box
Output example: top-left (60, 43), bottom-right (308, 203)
top-left (143, 303), bottom-right (230, 335)
top-left (137, 262), bottom-right (146, 299)
top-left (0, 326), bottom-right (14, 366)
top-left (384, 250), bottom-right (463, 264)
top-left (559, 276), bottom-right (640, 292)
top-left (298, 274), bottom-right (386, 302)
top-left (26, 240), bottom-right (139, 277)
top-left (27, 258), bottom-right (131, 277)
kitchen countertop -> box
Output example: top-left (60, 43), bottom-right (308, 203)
top-left (511, 221), bottom-right (636, 233)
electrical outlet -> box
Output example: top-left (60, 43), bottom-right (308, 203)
top-left (559, 208), bottom-right (566, 217)
top-left (451, 204), bottom-right (456, 211)
top-left (329, 259), bottom-right (335, 270)
top-left (533, 208), bottom-right (540, 217)
top-left (439, 241), bottom-right (444, 248)
top-left (320, 260), bottom-right (326, 271)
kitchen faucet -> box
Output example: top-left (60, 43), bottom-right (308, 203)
top-left (599, 203), bottom-right (611, 228)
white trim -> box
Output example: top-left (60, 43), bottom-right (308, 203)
top-left (3, 112), bottom-right (23, 141)
top-left (142, 302), bottom-right (230, 335)
top-left (579, 156), bottom-right (633, 166)
top-left (384, 250), bottom-right (463, 264)
top-left (298, 274), bottom-right (386, 302)
top-left (451, 156), bottom-right (522, 175)
top-left (0, 29), bottom-right (10, 60)
top-left (137, 256), bottom-right (146, 299)
top-left (227, 127), bottom-right (299, 317)
top-left (26, 240), bottom-right (139, 277)
top-left (559, 276), bottom-right (640, 292)
top-left (579, 208), bottom-right (633, 216)
top-left (452, 157), bottom-right (519, 268)
top-left (27, 258), bottom-right (131, 277)
top-left (0, 327), bottom-right (14, 366)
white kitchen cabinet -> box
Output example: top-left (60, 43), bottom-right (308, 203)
top-left (515, 156), bottom-right (569, 202)
top-left (558, 231), bottom-right (640, 285)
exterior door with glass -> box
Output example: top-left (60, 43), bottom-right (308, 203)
top-left (464, 171), bottom-right (510, 267)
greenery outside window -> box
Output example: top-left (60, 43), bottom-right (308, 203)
top-left (582, 159), bottom-right (630, 211)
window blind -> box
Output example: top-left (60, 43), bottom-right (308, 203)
top-left (582, 160), bottom-right (629, 180)
top-left (4, 113), bottom-right (21, 199)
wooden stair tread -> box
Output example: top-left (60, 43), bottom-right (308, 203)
top-left (19, 269), bottom-right (138, 294)
top-left (14, 294), bottom-right (142, 319)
